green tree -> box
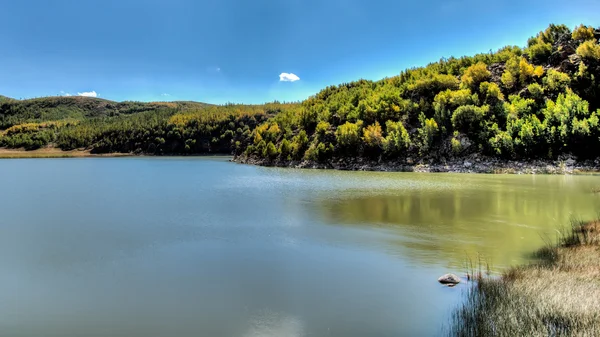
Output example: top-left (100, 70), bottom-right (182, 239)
top-left (382, 120), bottom-right (410, 155)
top-left (461, 62), bottom-right (491, 91)
top-left (362, 122), bottom-right (384, 149)
top-left (572, 24), bottom-right (596, 41)
top-left (452, 105), bottom-right (489, 137)
top-left (335, 121), bottom-right (362, 148)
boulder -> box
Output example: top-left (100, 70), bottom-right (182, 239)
top-left (438, 273), bottom-right (461, 285)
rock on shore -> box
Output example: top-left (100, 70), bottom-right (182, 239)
top-left (234, 154), bottom-right (600, 175)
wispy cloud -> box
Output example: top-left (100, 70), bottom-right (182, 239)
top-left (279, 73), bottom-right (300, 82)
top-left (161, 93), bottom-right (171, 97)
top-left (60, 91), bottom-right (72, 97)
top-left (207, 66), bottom-right (221, 73)
top-left (77, 91), bottom-right (98, 97)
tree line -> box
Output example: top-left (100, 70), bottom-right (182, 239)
top-left (1, 24), bottom-right (599, 163)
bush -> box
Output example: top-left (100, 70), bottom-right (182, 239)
top-left (572, 24), bottom-right (596, 41)
top-left (335, 121), bottom-right (361, 148)
top-left (502, 56), bottom-right (544, 89)
top-left (416, 114), bottom-right (439, 153)
top-left (543, 89), bottom-right (590, 148)
top-left (433, 89), bottom-right (478, 127)
top-left (291, 130), bottom-right (309, 159)
top-left (451, 136), bottom-right (463, 154)
top-left (576, 40), bottom-right (600, 60)
top-left (488, 128), bottom-right (514, 156)
top-left (461, 62), bottom-right (491, 90)
top-left (406, 74), bottom-right (460, 99)
top-left (304, 141), bottom-right (335, 161)
top-left (526, 38), bottom-right (552, 63)
top-left (572, 112), bottom-right (599, 137)
top-left (527, 83), bottom-right (544, 99)
top-left (504, 95), bottom-right (535, 120)
top-left (264, 141), bottom-right (278, 158)
top-left (479, 82), bottom-right (504, 104)
top-left (451, 105), bottom-right (489, 135)
top-left (279, 138), bottom-right (292, 158)
top-left (383, 120), bottom-right (410, 155)
top-left (363, 122), bottom-right (384, 149)
top-left (508, 115), bottom-right (544, 155)
top-left (315, 121), bottom-right (330, 138)
top-left (543, 69), bottom-right (571, 93)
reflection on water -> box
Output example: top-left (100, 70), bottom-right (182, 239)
top-left (312, 173), bottom-right (600, 269)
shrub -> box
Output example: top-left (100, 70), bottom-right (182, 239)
top-left (279, 138), bottom-right (292, 157)
top-left (526, 38), bottom-right (552, 63)
top-left (315, 121), bottom-right (330, 139)
top-left (407, 74), bottom-right (460, 99)
top-left (543, 69), bottom-right (571, 93)
top-left (508, 115), bottom-right (545, 154)
top-left (451, 105), bottom-right (489, 135)
top-left (383, 120), bottom-right (410, 155)
top-left (451, 136), bottom-right (463, 154)
top-left (502, 56), bottom-right (544, 89)
top-left (504, 95), bottom-right (536, 120)
top-left (461, 62), bottom-right (491, 90)
top-left (527, 83), bottom-right (544, 99)
top-left (572, 24), bottom-right (596, 41)
top-left (291, 130), bottom-right (309, 159)
top-left (363, 122), bottom-right (384, 149)
top-left (433, 89), bottom-right (478, 127)
top-left (335, 121), bottom-right (361, 148)
top-left (488, 128), bottom-right (514, 156)
top-left (576, 40), bottom-right (600, 60)
top-left (543, 89), bottom-right (590, 147)
top-left (264, 141), bottom-right (278, 158)
top-left (536, 24), bottom-right (571, 45)
top-left (479, 82), bottom-right (504, 104)
top-left (571, 112), bottom-right (599, 137)
top-left (416, 114), bottom-right (439, 153)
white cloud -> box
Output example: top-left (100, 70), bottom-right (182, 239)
top-left (77, 91), bottom-right (98, 97)
top-left (161, 93), bottom-right (171, 97)
top-left (279, 73), bottom-right (300, 82)
top-left (60, 91), bottom-right (72, 96)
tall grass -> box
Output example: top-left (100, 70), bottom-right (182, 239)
top-left (448, 219), bottom-right (600, 337)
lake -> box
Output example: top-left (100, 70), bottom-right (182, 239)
top-left (1, 157), bottom-right (599, 337)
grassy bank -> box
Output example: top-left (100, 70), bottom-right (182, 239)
top-left (449, 220), bottom-right (600, 336)
top-left (0, 148), bottom-right (130, 158)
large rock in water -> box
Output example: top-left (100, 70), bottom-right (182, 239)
top-left (438, 274), bottom-right (461, 285)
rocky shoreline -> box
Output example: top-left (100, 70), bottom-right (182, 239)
top-left (235, 155), bottom-right (600, 174)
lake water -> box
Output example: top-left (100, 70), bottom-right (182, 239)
top-left (2, 157), bottom-right (599, 337)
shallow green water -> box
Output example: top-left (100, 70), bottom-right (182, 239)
top-left (1, 157), bottom-right (599, 336)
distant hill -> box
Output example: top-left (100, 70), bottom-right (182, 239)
top-left (0, 96), bottom-right (212, 129)
top-left (0, 94), bottom-right (289, 153)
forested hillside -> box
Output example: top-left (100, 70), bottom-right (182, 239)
top-left (0, 96), bottom-right (289, 153)
top-left (240, 23), bottom-right (600, 165)
top-left (1, 23), bottom-right (599, 164)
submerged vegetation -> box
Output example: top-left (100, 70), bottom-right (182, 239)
top-left (449, 219), bottom-right (600, 336)
top-left (0, 23), bottom-right (599, 167)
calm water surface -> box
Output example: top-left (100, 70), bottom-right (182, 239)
top-left (1, 157), bottom-right (599, 336)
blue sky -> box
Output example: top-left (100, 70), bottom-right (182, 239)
top-left (1, 0), bottom-right (598, 104)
